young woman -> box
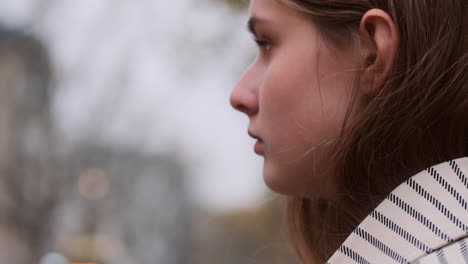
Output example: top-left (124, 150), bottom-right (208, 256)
top-left (230, 0), bottom-right (468, 263)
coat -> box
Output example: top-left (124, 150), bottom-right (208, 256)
top-left (327, 157), bottom-right (468, 264)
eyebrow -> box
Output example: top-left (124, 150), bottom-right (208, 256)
top-left (247, 16), bottom-right (270, 37)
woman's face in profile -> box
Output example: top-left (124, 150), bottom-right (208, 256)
top-left (230, 0), bottom-right (362, 197)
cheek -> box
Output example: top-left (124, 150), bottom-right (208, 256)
top-left (260, 57), bottom-right (327, 156)
top-left (258, 53), bottom-right (356, 197)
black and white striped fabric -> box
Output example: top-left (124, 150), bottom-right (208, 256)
top-left (327, 157), bottom-right (468, 264)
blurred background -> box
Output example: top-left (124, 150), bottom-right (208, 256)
top-left (0, 0), bottom-right (298, 263)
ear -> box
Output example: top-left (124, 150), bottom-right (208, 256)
top-left (359, 9), bottom-right (399, 96)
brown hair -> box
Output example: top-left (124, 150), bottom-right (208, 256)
top-left (278, 0), bottom-right (468, 263)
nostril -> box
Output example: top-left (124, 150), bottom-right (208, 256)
top-left (230, 94), bottom-right (248, 114)
top-left (235, 103), bottom-right (250, 114)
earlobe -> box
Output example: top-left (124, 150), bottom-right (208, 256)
top-left (359, 9), bottom-right (399, 96)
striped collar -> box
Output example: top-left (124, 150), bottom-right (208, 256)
top-left (327, 157), bottom-right (468, 264)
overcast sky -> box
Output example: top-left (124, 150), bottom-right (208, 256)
top-left (0, 0), bottom-right (273, 211)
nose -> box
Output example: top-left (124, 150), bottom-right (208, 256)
top-left (229, 65), bottom-right (259, 117)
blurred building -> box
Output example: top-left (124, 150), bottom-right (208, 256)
top-left (0, 26), bottom-right (193, 264)
top-left (0, 26), bottom-right (57, 264)
top-left (55, 145), bottom-right (192, 264)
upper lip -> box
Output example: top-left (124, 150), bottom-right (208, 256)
top-left (248, 130), bottom-right (263, 142)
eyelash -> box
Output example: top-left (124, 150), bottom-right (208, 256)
top-left (254, 39), bottom-right (272, 50)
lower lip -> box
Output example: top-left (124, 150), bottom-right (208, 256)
top-left (254, 140), bottom-right (264, 155)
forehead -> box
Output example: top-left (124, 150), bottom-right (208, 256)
top-left (249, 0), bottom-right (289, 17)
top-left (248, 0), bottom-right (307, 25)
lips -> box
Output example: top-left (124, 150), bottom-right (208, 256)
top-left (248, 130), bottom-right (262, 142)
top-left (254, 140), bottom-right (264, 155)
top-left (248, 130), bottom-right (264, 155)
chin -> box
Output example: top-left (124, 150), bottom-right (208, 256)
top-left (262, 162), bottom-right (307, 196)
top-left (262, 160), bottom-right (333, 198)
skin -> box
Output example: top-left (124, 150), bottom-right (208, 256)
top-left (230, 0), bottom-right (399, 198)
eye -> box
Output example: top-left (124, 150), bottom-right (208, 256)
top-left (254, 39), bottom-right (273, 51)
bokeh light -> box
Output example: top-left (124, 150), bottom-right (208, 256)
top-left (78, 168), bottom-right (110, 200)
